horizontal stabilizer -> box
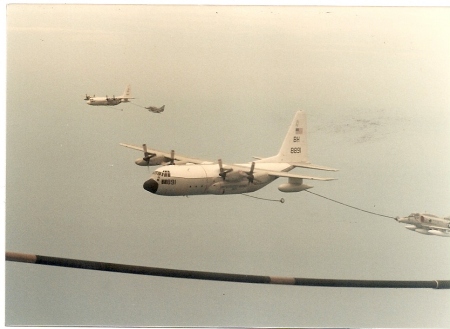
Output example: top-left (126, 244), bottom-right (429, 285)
top-left (289, 162), bottom-right (338, 172)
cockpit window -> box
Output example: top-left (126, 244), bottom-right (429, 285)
top-left (155, 170), bottom-right (171, 177)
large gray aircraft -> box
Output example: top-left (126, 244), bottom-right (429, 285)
top-left (396, 213), bottom-right (450, 237)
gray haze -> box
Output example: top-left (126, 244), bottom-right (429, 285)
top-left (5, 4), bottom-right (450, 327)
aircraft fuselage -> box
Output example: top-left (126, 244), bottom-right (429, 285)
top-left (86, 97), bottom-right (124, 106)
top-left (146, 105), bottom-right (165, 113)
top-left (85, 85), bottom-right (132, 106)
top-left (144, 163), bottom-right (286, 196)
top-left (397, 213), bottom-right (450, 237)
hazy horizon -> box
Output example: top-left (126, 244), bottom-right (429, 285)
top-left (5, 4), bottom-right (450, 327)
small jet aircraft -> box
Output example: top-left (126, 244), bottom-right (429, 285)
top-left (85, 85), bottom-right (133, 106)
top-left (146, 105), bottom-right (165, 113)
top-left (120, 111), bottom-right (337, 197)
top-left (395, 213), bottom-right (450, 237)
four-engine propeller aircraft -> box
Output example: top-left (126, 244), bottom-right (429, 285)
top-left (120, 111), bottom-right (337, 196)
top-left (146, 105), bottom-right (165, 113)
top-left (85, 85), bottom-right (133, 106)
top-left (395, 213), bottom-right (450, 237)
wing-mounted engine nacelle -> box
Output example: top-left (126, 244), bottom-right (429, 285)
top-left (224, 171), bottom-right (246, 182)
top-left (218, 159), bottom-right (247, 182)
top-left (135, 155), bottom-right (165, 166)
top-left (135, 145), bottom-right (175, 166)
top-left (278, 178), bottom-right (313, 193)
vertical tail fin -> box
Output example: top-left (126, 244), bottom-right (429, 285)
top-left (260, 111), bottom-right (309, 164)
top-left (120, 84), bottom-right (132, 101)
top-left (276, 111), bottom-right (309, 163)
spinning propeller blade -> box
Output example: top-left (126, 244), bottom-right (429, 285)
top-left (245, 162), bottom-right (255, 183)
top-left (141, 144), bottom-right (156, 169)
top-left (218, 159), bottom-right (232, 180)
top-left (142, 144), bottom-right (152, 163)
top-left (169, 150), bottom-right (175, 165)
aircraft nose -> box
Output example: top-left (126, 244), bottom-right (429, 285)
top-left (143, 179), bottom-right (158, 194)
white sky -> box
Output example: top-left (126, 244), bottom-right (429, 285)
top-left (3, 2), bottom-right (450, 328)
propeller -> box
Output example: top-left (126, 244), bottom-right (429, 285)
top-left (141, 144), bottom-right (156, 170)
top-left (243, 162), bottom-right (255, 183)
top-left (218, 159), bottom-right (232, 180)
top-left (84, 94), bottom-right (90, 100)
top-left (169, 150), bottom-right (175, 165)
top-left (142, 144), bottom-right (154, 164)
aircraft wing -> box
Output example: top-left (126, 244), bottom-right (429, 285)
top-left (263, 169), bottom-right (336, 181)
top-left (289, 162), bottom-right (338, 172)
top-left (231, 163), bottom-right (336, 181)
top-left (119, 143), bottom-right (212, 165)
top-left (420, 225), bottom-right (450, 237)
top-left (423, 225), bottom-right (450, 231)
top-left (120, 143), bottom-right (147, 152)
top-left (250, 158), bottom-right (338, 171)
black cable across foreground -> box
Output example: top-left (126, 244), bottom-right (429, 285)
top-left (305, 190), bottom-right (396, 220)
top-left (6, 252), bottom-right (449, 289)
